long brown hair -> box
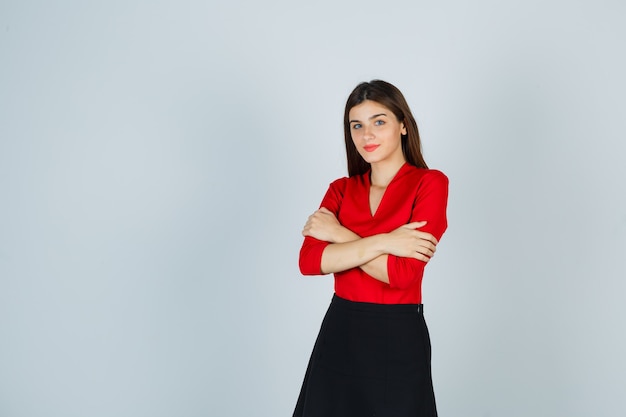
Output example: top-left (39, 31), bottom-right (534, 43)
top-left (343, 80), bottom-right (428, 176)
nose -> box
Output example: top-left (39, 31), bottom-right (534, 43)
top-left (363, 125), bottom-right (375, 141)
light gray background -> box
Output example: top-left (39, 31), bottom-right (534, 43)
top-left (1, 1), bottom-right (625, 416)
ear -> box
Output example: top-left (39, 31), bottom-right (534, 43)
top-left (401, 121), bottom-right (407, 135)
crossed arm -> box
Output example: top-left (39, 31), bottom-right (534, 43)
top-left (301, 207), bottom-right (438, 284)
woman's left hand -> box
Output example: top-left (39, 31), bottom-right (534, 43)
top-left (302, 207), bottom-right (355, 243)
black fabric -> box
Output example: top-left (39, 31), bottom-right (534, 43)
top-left (293, 294), bottom-right (437, 417)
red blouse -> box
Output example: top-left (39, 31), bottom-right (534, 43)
top-left (299, 163), bottom-right (449, 304)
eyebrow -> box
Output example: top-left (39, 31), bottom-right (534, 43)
top-left (349, 113), bottom-right (388, 123)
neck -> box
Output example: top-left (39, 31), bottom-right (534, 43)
top-left (370, 158), bottom-right (406, 187)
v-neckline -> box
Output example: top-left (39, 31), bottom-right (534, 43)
top-left (366, 163), bottom-right (407, 218)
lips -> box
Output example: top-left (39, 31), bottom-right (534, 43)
top-left (363, 144), bottom-right (380, 152)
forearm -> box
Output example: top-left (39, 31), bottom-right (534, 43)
top-left (359, 256), bottom-right (390, 284)
top-left (324, 227), bottom-right (389, 284)
top-left (320, 235), bottom-right (387, 274)
top-left (309, 217), bottom-right (435, 279)
top-left (329, 227), bottom-right (390, 283)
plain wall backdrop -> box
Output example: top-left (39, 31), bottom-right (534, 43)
top-left (1, 1), bottom-right (625, 416)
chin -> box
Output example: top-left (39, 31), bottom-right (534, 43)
top-left (362, 155), bottom-right (383, 164)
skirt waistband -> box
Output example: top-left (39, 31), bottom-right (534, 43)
top-left (331, 293), bottom-right (423, 314)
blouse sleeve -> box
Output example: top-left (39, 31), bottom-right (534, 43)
top-left (298, 178), bottom-right (348, 275)
top-left (387, 170), bottom-right (449, 290)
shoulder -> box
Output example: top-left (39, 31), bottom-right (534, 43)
top-left (403, 165), bottom-right (449, 187)
top-left (329, 176), bottom-right (349, 188)
top-left (326, 176), bottom-right (349, 195)
top-left (328, 173), bottom-right (366, 191)
top-left (320, 176), bottom-right (350, 202)
top-left (319, 175), bottom-right (363, 211)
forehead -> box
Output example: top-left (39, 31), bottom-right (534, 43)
top-left (349, 100), bottom-right (392, 119)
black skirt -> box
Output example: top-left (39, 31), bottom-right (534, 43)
top-left (293, 294), bottom-right (437, 417)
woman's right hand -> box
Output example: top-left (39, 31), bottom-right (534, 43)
top-left (302, 207), bottom-right (357, 243)
top-left (383, 222), bottom-right (438, 262)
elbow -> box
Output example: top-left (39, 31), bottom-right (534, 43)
top-left (387, 257), bottom-right (426, 290)
top-left (299, 258), bottom-right (321, 276)
top-left (388, 273), bottom-right (423, 290)
top-left (388, 276), bottom-right (418, 290)
top-left (298, 249), bottom-right (325, 276)
top-left (298, 238), bottom-right (330, 276)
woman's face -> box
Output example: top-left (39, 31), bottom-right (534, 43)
top-left (348, 100), bottom-right (407, 166)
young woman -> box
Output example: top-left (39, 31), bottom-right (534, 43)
top-left (293, 80), bottom-right (448, 417)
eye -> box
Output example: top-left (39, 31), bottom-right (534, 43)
top-left (374, 119), bottom-right (385, 126)
top-left (352, 123), bottom-right (362, 129)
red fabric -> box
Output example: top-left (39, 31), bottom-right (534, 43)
top-left (299, 163), bottom-right (448, 304)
